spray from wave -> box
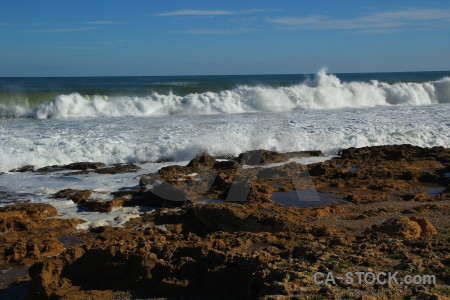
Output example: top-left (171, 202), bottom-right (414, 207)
top-left (2, 69), bottom-right (450, 119)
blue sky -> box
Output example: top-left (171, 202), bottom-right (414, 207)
top-left (1, 0), bottom-right (450, 76)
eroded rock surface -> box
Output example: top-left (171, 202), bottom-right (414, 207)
top-left (1, 144), bottom-right (449, 299)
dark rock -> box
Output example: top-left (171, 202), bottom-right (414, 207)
top-left (213, 160), bottom-right (241, 170)
top-left (236, 150), bottom-right (286, 165)
top-left (95, 164), bottom-right (141, 174)
top-left (9, 165), bottom-right (35, 172)
top-left (62, 162), bottom-right (106, 170)
top-left (308, 163), bottom-right (326, 176)
top-left (186, 154), bottom-right (216, 169)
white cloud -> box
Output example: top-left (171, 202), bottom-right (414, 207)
top-left (268, 8), bottom-right (450, 32)
top-left (154, 8), bottom-right (279, 17)
top-left (25, 27), bottom-right (96, 33)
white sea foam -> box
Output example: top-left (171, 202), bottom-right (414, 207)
top-left (6, 70), bottom-right (448, 119)
top-left (0, 103), bottom-right (449, 227)
top-left (1, 103), bottom-right (449, 173)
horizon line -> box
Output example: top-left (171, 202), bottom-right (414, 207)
top-left (1, 69), bottom-right (450, 79)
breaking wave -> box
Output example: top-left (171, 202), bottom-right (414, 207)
top-left (2, 70), bottom-right (450, 119)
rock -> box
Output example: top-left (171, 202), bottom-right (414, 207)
top-left (3, 145), bottom-right (450, 299)
top-left (158, 165), bottom-right (196, 179)
top-left (9, 165), bottom-right (35, 172)
top-left (0, 204), bottom-right (58, 232)
top-left (55, 189), bottom-right (133, 212)
top-left (71, 190), bottom-right (94, 203)
top-left (94, 163), bottom-right (141, 174)
top-left (54, 189), bottom-right (93, 203)
top-left (283, 150), bottom-right (325, 158)
top-left (308, 163), bottom-right (326, 176)
top-left (139, 173), bottom-right (161, 189)
top-left (311, 226), bottom-right (339, 237)
top-left (187, 154), bottom-right (216, 169)
top-left (62, 162), bottom-right (106, 170)
top-left (371, 217), bottom-right (437, 238)
top-left (143, 183), bottom-right (187, 206)
top-left (0, 203), bottom-right (82, 267)
top-left (236, 150), bottom-right (287, 165)
top-left (81, 197), bottom-right (126, 212)
top-left (409, 216), bottom-right (438, 236)
top-left (213, 160), bottom-right (241, 170)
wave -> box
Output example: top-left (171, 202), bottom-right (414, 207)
top-left (2, 70), bottom-right (450, 119)
top-left (2, 103), bottom-right (449, 173)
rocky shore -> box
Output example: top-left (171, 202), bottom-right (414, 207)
top-left (0, 144), bottom-right (449, 299)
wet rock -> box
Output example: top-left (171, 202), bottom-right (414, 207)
top-left (186, 153), bottom-right (216, 169)
top-left (53, 189), bottom-right (129, 212)
top-left (36, 165), bottom-right (65, 173)
top-left (8, 165), bottom-right (35, 172)
top-left (111, 189), bottom-right (142, 198)
top-left (54, 189), bottom-right (93, 203)
top-left (94, 163), bottom-right (141, 174)
top-left (81, 197), bottom-right (126, 212)
top-left (283, 150), bottom-right (325, 158)
top-left (143, 183), bottom-right (187, 207)
top-left (139, 173), bottom-right (161, 189)
top-left (64, 162), bottom-right (106, 170)
top-left (236, 150), bottom-right (287, 165)
top-left (158, 165), bottom-right (196, 180)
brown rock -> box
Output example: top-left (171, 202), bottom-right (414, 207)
top-left (81, 197), bottom-right (126, 212)
top-left (371, 217), bottom-right (437, 238)
top-left (187, 153), bottom-right (216, 169)
top-left (158, 165), bottom-right (196, 180)
top-left (70, 190), bottom-right (93, 203)
top-left (94, 163), bottom-right (141, 174)
top-left (409, 216), bottom-right (438, 236)
top-left (236, 150), bottom-right (287, 165)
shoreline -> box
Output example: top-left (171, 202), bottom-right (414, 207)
top-left (0, 144), bottom-right (449, 299)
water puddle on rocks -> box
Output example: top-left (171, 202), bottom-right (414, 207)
top-left (423, 187), bottom-right (446, 196)
top-left (0, 263), bottom-right (29, 298)
top-left (271, 190), bottom-right (347, 208)
top-left (397, 186), bottom-right (447, 196)
top-left (197, 198), bottom-right (223, 204)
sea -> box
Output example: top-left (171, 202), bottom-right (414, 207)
top-left (0, 69), bottom-right (449, 228)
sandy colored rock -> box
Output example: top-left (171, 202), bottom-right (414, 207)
top-left (1, 145), bottom-right (449, 299)
top-left (371, 216), bottom-right (437, 238)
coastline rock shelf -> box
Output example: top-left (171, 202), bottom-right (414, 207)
top-left (1, 145), bottom-right (449, 299)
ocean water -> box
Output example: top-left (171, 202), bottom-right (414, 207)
top-left (0, 70), bottom-right (449, 227)
top-left (1, 69), bottom-right (449, 171)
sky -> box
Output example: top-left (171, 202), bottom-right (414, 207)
top-left (1, 0), bottom-right (450, 76)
